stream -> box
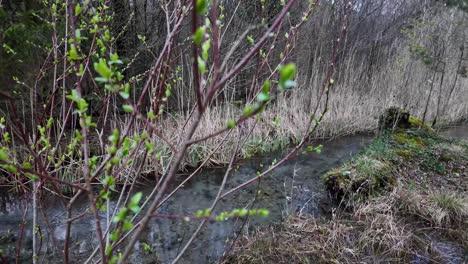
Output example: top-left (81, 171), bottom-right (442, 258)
top-left (0, 124), bottom-right (467, 263)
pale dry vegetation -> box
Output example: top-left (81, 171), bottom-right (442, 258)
top-left (228, 182), bottom-right (468, 263)
top-left (118, 4), bottom-right (468, 175)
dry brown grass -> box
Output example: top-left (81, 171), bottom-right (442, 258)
top-left (225, 216), bottom-right (359, 264)
top-left (7, 24), bottom-right (467, 185)
top-left (130, 44), bottom-right (468, 175)
top-left (422, 191), bottom-right (468, 227)
top-left (227, 182), bottom-right (468, 264)
top-left (226, 212), bottom-right (418, 263)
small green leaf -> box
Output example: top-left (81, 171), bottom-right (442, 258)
top-left (27, 173), bottom-right (39, 181)
top-left (95, 77), bottom-right (107, 83)
top-left (110, 53), bottom-right (122, 64)
top-left (68, 44), bottom-right (80, 60)
top-left (108, 129), bottom-right (120, 144)
top-left (204, 208), bottom-right (211, 217)
top-left (195, 210), bottom-right (203, 218)
top-left (122, 220), bottom-right (133, 231)
top-left (75, 29), bottom-right (81, 40)
top-left (202, 39), bottom-right (211, 60)
top-left (315, 145), bottom-right (323, 154)
top-left (257, 209), bottom-right (270, 217)
top-left (155, 151), bottom-right (162, 159)
top-left (279, 63), bottom-right (296, 88)
top-left (262, 80), bottom-right (271, 93)
top-left (247, 35), bottom-right (254, 44)
top-left (119, 92), bottom-right (130, 99)
top-left (144, 141), bottom-right (154, 153)
top-left (243, 105), bottom-right (253, 117)
top-left (0, 149), bottom-right (8, 162)
top-left (22, 162), bottom-right (32, 170)
top-left (101, 189), bottom-right (111, 200)
top-left (230, 209), bottom-right (240, 217)
top-left (77, 98), bottom-right (88, 113)
top-left (148, 110), bottom-right (156, 120)
top-left (110, 230), bottom-right (119, 242)
top-left (122, 105), bottom-right (134, 113)
top-left (3, 165), bottom-right (17, 173)
top-left (256, 92), bottom-right (270, 103)
top-left (193, 27), bottom-right (205, 45)
top-left (94, 59), bottom-right (112, 80)
top-left (103, 176), bottom-right (115, 187)
top-left (227, 119), bottom-right (236, 129)
top-left (198, 57), bottom-right (206, 73)
top-left (103, 29), bottom-right (111, 41)
top-left (129, 192), bottom-right (143, 213)
top-left (272, 117), bottom-right (280, 127)
top-left (124, 83), bottom-right (130, 94)
top-left (113, 208), bottom-right (128, 223)
top-left (74, 4), bottom-right (82, 16)
top-left (196, 0), bottom-right (207, 14)
top-left (238, 209), bottom-right (248, 217)
top-left (108, 146), bottom-right (117, 155)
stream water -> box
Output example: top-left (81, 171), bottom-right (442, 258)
top-left (0, 124), bottom-right (467, 263)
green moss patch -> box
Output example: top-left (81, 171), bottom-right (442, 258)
top-left (409, 116), bottom-right (434, 132)
top-left (324, 156), bottom-right (395, 201)
top-left (394, 132), bottom-right (426, 150)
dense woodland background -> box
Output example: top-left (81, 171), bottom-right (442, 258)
top-left (1, 1), bottom-right (467, 122)
top-left (2, 1), bottom-right (468, 128)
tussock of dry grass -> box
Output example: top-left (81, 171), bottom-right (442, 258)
top-left (226, 212), bottom-right (417, 263)
top-left (425, 191), bottom-right (468, 226)
top-left (225, 216), bottom-right (359, 263)
top-left (357, 187), bottom-right (468, 229)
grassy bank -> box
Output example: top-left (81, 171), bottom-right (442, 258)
top-left (226, 117), bottom-right (468, 263)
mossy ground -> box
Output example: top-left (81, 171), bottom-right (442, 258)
top-left (226, 118), bottom-right (468, 263)
top-left (323, 119), bottom-right (467, 202)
